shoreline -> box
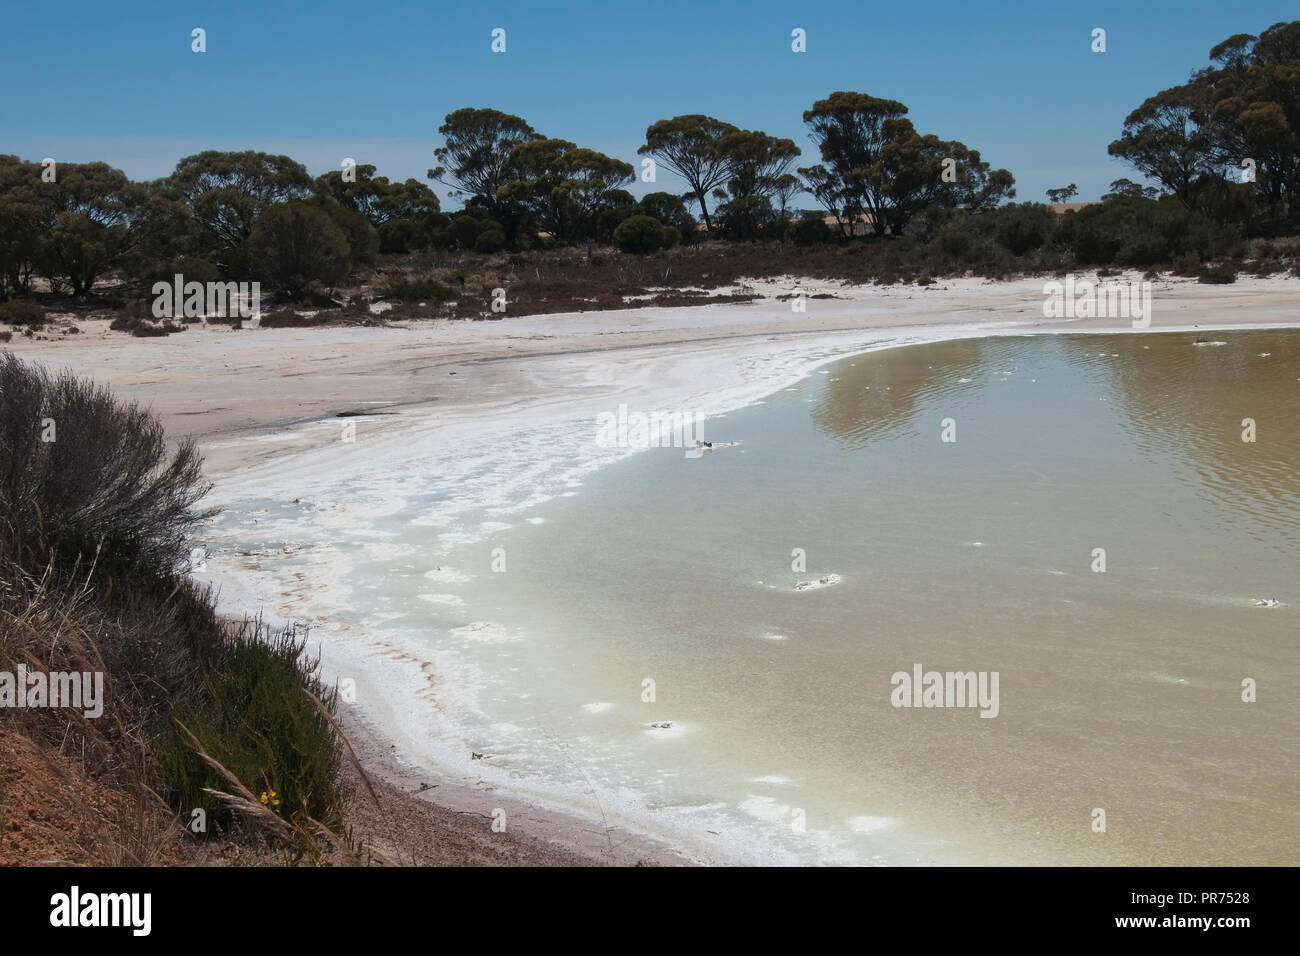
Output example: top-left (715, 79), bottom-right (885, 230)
top-left (10, 272), bottom-right (1300, 865)
top-left (333, 703), bottom-right (695, 866)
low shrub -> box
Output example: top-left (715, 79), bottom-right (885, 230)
top-left (1198, 263), bottom-right (1238, 284)
top-left (155, 614), bottom-right (341, 832)
top-left (792, 217), bottom-right (833, 246)
top-left (130, 322), bottom-right (172, 337)
top-left (0, 353), bottom-right (212, 584)
top-left (136, 255), bottom-right (220, 294)
top-left (0, 355), bottom-right (345, 850)
top-left (110, 302), bottom-right (153, 332)
top-left (0, 299), bottom-right (46, 327)
top-left (448, 215), bottom-right (482, 250)
top-left (613, 215), bottom-right (667, 254)
top-left (382, 277), bottom-right (455, 302)
top-left (257, 309), bottom-right (328, 328)
top-left (474, 228), bottom-right (507, 254)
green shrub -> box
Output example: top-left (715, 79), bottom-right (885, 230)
top-left (612, 215), bottom-right (667, 254)
top-left (138, 255), bottom-right (220, 293)
top-left (131, 320), bottom-right (183, 336)
top-left (474, 227), bottom-right (506, 254)
top-left (113, 304), bottom-right (183, 336)
top-left (1198, 263), bottom-right (1237, 284)
top-left (109, 302), bottom-right (148, 332)
top-left (0, 355), bottom-right (344, 845)
top-left (640, 192), bottom-right (697, 239)
top-left (991, 203), bottom-right (1058, 256)
top-left (253, 308), bottom-right (289, 326)
top-left (0, 299), bottom-right (46, 327)
top-left (378, 218), bottom-right (420, 255)
top-left (323, 204), bottom-right (379, 268)
top-left (1114, 232), bottom-right (1170, 266)
top-left (1067, 196), bottom-right (1237, 267)
top-left (258, 309), bottom-right (328, 327)
top-left (248, 202), bottom-right (352, 296)
top-left (934, 221), bottom-right (982, 262)
top-left (383, 276), bottom-right (455, 302)
top-left (448, 215), bottom-right (481, 250)
top-left (793, 217), bottom-right (833, 246)
top-left (0, 354), bottom-right (211, 590)
top-left (597, 204), bottom-right (639, 243)
top-left (155, 616), bottom-right (341, 831)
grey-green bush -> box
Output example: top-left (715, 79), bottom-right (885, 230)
top-left (612, 215), bottom-right (667, 254)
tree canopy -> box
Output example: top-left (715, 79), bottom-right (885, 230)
top-left (1109, 20), bottom-right (1300, 231)
top-left (429, 108), bottom-right (541, 217)
top-left (170, 151), bottom-right (313, 266)
top-left (799, 92), bottom-right (1013, 236)
top-left (639, 115), bottom-right (740, 230)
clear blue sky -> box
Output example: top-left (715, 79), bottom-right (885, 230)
top-left (1, 0), bottom-right (1294, 207)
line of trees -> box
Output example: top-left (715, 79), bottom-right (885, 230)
top-left (1107, 20), bottom-right (1299, 234)
top-left (0, 84), bottom-right (1017, 300)
top-left (0, 150), bottom-right (444, 300)
top-left (428, 97), bottom-right (1014, 249)
top-left (0, 21), bottom-right (1295, 304)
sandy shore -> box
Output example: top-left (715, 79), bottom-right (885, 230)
top-left (13, 272), bottom-right (1296, 482)
top-left (10, 271), bottom-right (1299, 865)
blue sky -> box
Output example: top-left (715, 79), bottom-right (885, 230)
top-left (1, 1), bottom-right (1294, 207)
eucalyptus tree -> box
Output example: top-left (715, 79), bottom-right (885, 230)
top-left (801, 91), bottom-right (1012, 236)
top-left (639, 115), bottom-right (740, 231)
top-left (429, 107), bottom-right (540, 220)
top-left (170, 151), bottom-right (313, 268)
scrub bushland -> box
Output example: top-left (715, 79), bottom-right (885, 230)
top-left (0, 354), bottom-right (351, 862)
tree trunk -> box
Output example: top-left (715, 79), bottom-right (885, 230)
top-left (695, 190), bottom-right (712, 231)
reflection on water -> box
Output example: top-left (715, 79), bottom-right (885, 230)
top-left (811, 330), bottom-right (1300, 548)
top-left (810, 339), bottom-right (995, 448)
top-left (1100, 332), bottom-right (1300, 549)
